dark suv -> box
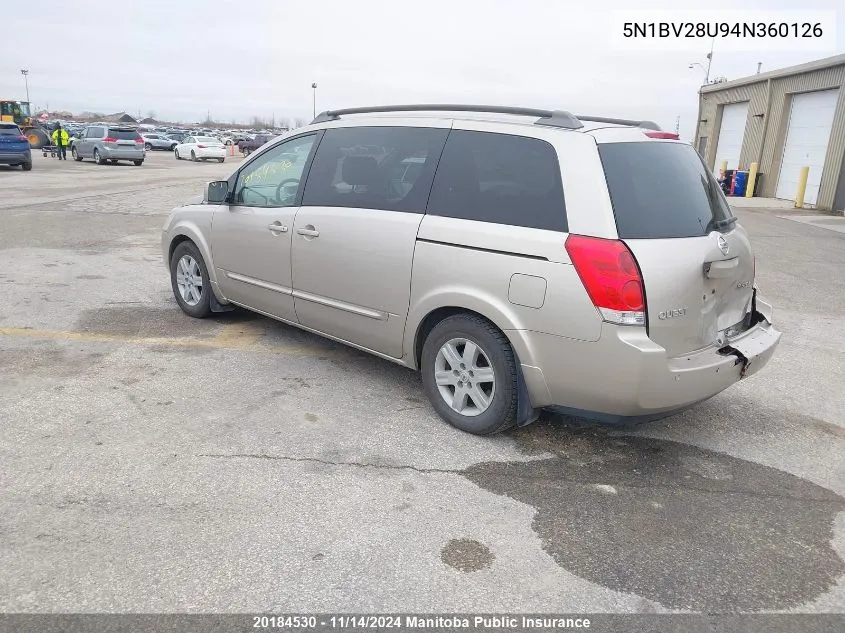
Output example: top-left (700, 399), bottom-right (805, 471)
top-left (0, 123), bottom-right (33, 170)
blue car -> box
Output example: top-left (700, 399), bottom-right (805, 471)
top-left (0, 122), bottom-right (32, 170)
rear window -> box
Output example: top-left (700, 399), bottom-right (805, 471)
top-left (599, 142), bottom-right (735, 239)
top-left (427, 130), bottom-right (567, 232)
top-left (0, 125), bottom-right (22, 136)
top-left (109, 128), bottom-right (140, 140)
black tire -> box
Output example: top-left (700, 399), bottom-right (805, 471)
top-left (170, 241), bottom-right (212, 318)
top-left (93, 149), bottom-right (103, 165)
top-left (218, 158), bottom-right (224, 163)
top-left (170, 144), bottom-right (177, 151)
top-left (21, 162), bottom-right (32, 171)
top-left (72, 147), bottom-right (82, 161)
top-left (191, 151), bottom-right (197, 162)
top-left (133, 160), bottom-right (143, 166)
top-left (144, 143), bottom-right (152, 151)
top-left (174, 149), bottom-right (180, 160)
top-left (420, 314), bottom-right (518, 435)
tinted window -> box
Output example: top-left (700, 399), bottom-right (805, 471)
top-left (109, 128), bottom-right (139, 140)
top-left (302, 126), bottom-right (449, 213)
top-left (87, 127), bottom-right (103, 138)
top-left (598, 142), bottom-right (735, 239)
top-left (427, 130), bottom-right (566, 231)
top-left (234, 134), bottom-right (317, 207)
top-left (0, 125), bottom-right (21, 136)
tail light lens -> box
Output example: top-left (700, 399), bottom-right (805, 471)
top-left (103, 136), bottom-right (118, 143)
top-left (197, 144), bottom-right (206, 148)
top-left (644, 131), bottom-right (680, 140)
top-left (135, 137), bottom-right (144, 143)
top-left (565, 235), bottom-right (646, 326)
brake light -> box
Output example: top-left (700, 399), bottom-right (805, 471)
top-left (197, 144), bottom-right (206, 148)
top-left (135, 137), bottom-right (143, 143)
top-left (565, 235), bottom-right (645, 326)
top-left (645, 131), bottom-right (680, 140)
top-left (103, 136), bottom-right (118, 143)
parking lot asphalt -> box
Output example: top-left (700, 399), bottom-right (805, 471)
top-left (1, 150), bottom-right (843, 614)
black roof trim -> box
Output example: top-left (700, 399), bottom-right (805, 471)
top-left (311, 104), bottom-right (584, 129)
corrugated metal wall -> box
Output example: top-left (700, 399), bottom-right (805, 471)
top-left (696, 63), bottom-right (845, 210)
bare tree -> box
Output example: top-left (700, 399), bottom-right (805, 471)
top-left (294, 117), bottom-right (307, 128)
top-left (278, 117), bottom-right (291, 129)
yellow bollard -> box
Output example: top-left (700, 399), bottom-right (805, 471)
top-left (745, 162), bottom-right (758, 198)
top-left (794, 166), bottom-right (810, 208)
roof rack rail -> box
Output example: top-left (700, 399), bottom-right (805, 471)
top-left (311, 104), bottom-right (584, 129)
top-left (575, 115), bottom-right (661, 130)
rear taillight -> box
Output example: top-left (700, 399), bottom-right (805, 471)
top-left (135, 137), bottom-right (143, 143)
top-left (103, 136), bottom-right (118, 143)
top-left (565, 235), bottom-right (646, 326)
top-left (644, 131), bottom-right (680, 140)
top-left (197, 144), bottom-right (206, 148)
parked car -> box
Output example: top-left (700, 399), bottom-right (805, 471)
top-left (238, 134), bottom-right (272, 155)
top-left (161, 104), bottom-right (781, 435)
top-left (142, 133), bottom-right (177, 151)
top-left (0, 122), bottom-right (33, 170)
top-left (72, 126), bottom-right (145, 165)
top-left (173, 136), bottom-right (226, 162)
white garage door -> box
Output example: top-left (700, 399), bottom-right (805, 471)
top-left (713, 102), bottom-right (749, 176)
top-left (776, 89), bottom-right (839, 206)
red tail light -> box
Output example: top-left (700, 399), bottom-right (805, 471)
top-left (565, 235), bottom-right (645, 326)
top-left (645, 131), bottom-right (680, 140)
top-left (135, 137), bottom-right (144, 143)
top-left (103, 136), bottom-right (118, 143)
top-left (197, 144), bottom-right (206, 148)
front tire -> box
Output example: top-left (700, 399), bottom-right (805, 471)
top-left (170, 242), bottom-right (212, 318)
top-left (133, 160), bottom-right (143, 166)
top-left (175, 149), bottom-right (181, 160)
top-left (191, 151), bottom-right (197, 162)
top-left (21, 162), bottom-right (32, 171)
top-left (218, 158), bottom-right (225, 163)
top-left (93, 149), bottom-right (104, 165)
top-left (72, 147), bottom-right (82, 161)
top-left (420, 314), bottom-right (518, 435)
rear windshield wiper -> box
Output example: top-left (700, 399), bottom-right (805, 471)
top-left (708, 216), bottom-right (737, 232)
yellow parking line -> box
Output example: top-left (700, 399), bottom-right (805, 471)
top-left (0, 326), bottom-right (326, 356)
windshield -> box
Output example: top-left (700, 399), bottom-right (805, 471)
top-left (19, 103), bottom-right (30, 116)
top-left (598, 141), bottom-right (735, 239)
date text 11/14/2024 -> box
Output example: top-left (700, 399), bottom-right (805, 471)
top-left (252, 615), bottom-right (592, 629)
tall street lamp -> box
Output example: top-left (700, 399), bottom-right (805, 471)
top-left (312, 83), bottom-right (317, 119)
top-left (20, 69), bottom-right (30, 103)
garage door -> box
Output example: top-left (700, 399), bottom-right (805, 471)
top-left (712, 102), bottom-right (749, 176)
top-left (776, 89), bottom-right (839, 206)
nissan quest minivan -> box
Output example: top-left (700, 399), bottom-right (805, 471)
top-left (161, 105), bottom-right (781, 435)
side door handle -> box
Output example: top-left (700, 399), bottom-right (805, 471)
top-left (296, 226), bottom-right (319, 238)
top-left (267, 222), bottom-right (288, 234)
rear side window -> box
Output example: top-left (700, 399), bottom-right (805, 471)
top-left (427, 130), bottom-right (567, 232)
top-left (599, 142), bottom-right (735, 239)
top-left (0, 125), bottom-right (22, 136)
top-left (109, 128), bottom-right (140, 140)
top-left (302, 126), bottom-right (449, 213)
top-left (87, 127), bottom-right (103, 138)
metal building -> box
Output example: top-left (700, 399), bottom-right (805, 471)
top-left (694, 54), bottom-right (845, 211)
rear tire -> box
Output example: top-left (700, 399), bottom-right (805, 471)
top-left (21, 162), bottom-right (32, 171)
top-left (218, 158), bottom-right (225, 163)
top-left (94, 149), bottom-right (103, 165)
top-left (420, 314), bottom-right (518, 435)
top-left (72, 147), bottom-right (82, 161)
top-left (170, 242), bottom-right (212, 318)
top-left (144, 143), bottom-right (152, 151)
top-left (191, 151), bottom-right (197, 162)
top-left (175, 149), bottom-right (181, 160)
top-left (133, 160), bottom-right (143, 166)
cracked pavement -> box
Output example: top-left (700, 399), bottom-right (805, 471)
top-left (0, 152), bottom-right (844, 615)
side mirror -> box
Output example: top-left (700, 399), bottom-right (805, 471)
top-left (206, 180), bottom-right (229, 204)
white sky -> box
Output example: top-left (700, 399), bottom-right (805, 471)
top-left (1, 0), bottom-right (841, 138)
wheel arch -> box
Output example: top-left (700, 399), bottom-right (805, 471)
top-left (166, 221), bottom-right (222, 294)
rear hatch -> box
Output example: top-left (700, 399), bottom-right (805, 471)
top-left (107, 128), bottom-right (142, 150)
top-left (598, 140), bottom-right (755, 357)
top-left (0, 124), bottom-right (29, 152)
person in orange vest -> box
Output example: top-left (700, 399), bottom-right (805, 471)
top-left (51, 123), bottom-right (69, 160)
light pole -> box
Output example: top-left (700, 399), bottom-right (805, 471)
top-left (20, 69), bottom-right (30, 104)
top-left (312, 83), bottom-right (317, 119)
top-left (689, 62), bottom-right (708, 83)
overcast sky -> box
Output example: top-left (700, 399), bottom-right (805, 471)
top-left (2, 0), bottom-right (842, 138)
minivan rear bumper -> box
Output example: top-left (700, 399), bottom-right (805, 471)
top-left (508, 296), bottom-right (781, 421)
